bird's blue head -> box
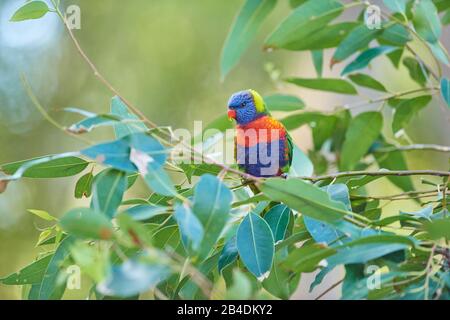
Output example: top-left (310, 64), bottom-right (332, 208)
top-left (227, 89), bottom-right (266, 125)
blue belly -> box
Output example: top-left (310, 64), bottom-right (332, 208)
top-left (236, 139), bottom-right (287, 177)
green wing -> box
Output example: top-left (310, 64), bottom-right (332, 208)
top-left (282, 133), bottom-right (294, 174)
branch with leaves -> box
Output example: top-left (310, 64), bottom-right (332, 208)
top-left (1, 0), bottom-right (450, 301)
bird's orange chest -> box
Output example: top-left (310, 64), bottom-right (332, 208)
top-left (236, 116), bottom-right (286, 147)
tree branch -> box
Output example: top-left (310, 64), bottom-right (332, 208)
top-left (50, 3), bottom-right (450, 187)
top-left (300, 170), bottom-right (450, 182)
top-left (315, 278), bottom-right (343, 300)
top-left (351, 189), bottom-right (439, 201)
top-left (375, 144), bottom-right (450, 153)
top-left (56, 10), bottom-right (159, 130)
top-left (339, 87), bottom-right (440, 111)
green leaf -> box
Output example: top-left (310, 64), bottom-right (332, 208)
top-left (116, 213), bottom-right (153, 247)
top-left (263, 204), bottom-right (290, 243)
top-left (423, 217), bottom-right (450, 240)
top-left (124, 204), bottom-right (168, 221)
top-left (1, 156), bottom-right (88, 179)
top-left (304, 215), bottom-right (345, 245)
top-left (91, 169), bottom-right (127, 219)
top-left (60, 208), bottom-right (114, 240)
top-left (341, 46), bottom-right (395, 76)
top-left (263, 94), bottom-right (305, 111)
top-left (289, 0), bottom-right (308, 8)
top-left (218, 236), bottom-right (238, 274)
top-left (37, 236), bottom-right (75, 300)
top-left (178, 253), bottom-right (220, 299)
top-left (110, 96), bottom-right (147, 139)
top-left (441, 78), bottom-right (450, 108)
top-left (262, 254), bottom-right (300, 299)
top-left (401, 206), bottom-right (433, 220)
top-left (10, 1), bottom-right (49, 22)
top-left (303, 184), bottom-right (358, 244)
top-left (81, 139), bottom-right (136, 172)
top-left (97, 256), bottom-right (172, 298)
top-left (233, 193), bottom-right (268, 208)
top-left (70, 242), bottom-right (109, 282)
top-left (281, 111), bottom-right (329, 131)
top-left (288, 145), bottom-right (314, 177)
top-left (379, 24), bottom-right (411, 46)
top-left (174, 202), bottom-right (204, 254)
top-left (225, 269), bottom-right (253, 300)
top-left (383, 0), bottom-right (408, 15)
top-left (67, 114), bottom-right (123, 134)
top-left (332, 24), bottom-right (383, 65)
top-left (37, 229), bottom-right (53, 246)
top-left (74, 172), bottom-right (94, 199)
top-left (312, 50), bottom-right (323, 77)
top-left (434, 0), bottom-right (450, 12)
top-left (237, 212), bottom-right (274, 280)
top-left (327, 236), bottom-right (413, 265)
top-left (1, 255), bottom-right (52, 285)
top-left (403, 57), bottom-right (428, 86)
top-left (374, 142), bottom-right (414, 192)
top-left (340, 112), bottom-right (383, 171)
top-left (341, 264), bottom-right (368, 300)
top-left (81, 133), bottom-right (167, 173)
top-left (261, 178), bottom-right (349, 222)
top-left (265, 0), bottom-right (343, 49)
top-left (27, 209), bottom-right (57, 221)
top-left (284, 243), bottom-right (336, 272)
top-left (284, 113), bottom-right (337, 151)
top-left (179, 163), bottom-right (222, 183)
top-left (443, 9), bottom-right (450, 25)
top-left (343, 234), bottom-right (417, 248)
top-left (412, 0), bottom-right (441, 43)
top-left (273, 22), bottom-right (358, 51)
top-left (285, 78), bottom-right (357, 95)
top-left (323, 183), bottom-right (352, 210)
top-left (193, 174), bottom-right (232, 260)
top-left (387, 48), bottom-right (404, 68)
top-left (348, 73), bottom-right (387, 92)
top-left (429, 41), bottom-right (449, 66)
top-left (392, 96), bottom-right (432, 134)
top-left (142, 165), bottom-right (177, 196)
top-left (220, 0), bottom-right (277, 79)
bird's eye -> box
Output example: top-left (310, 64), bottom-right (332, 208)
top-left (241, 102), bottom-right (246, 107)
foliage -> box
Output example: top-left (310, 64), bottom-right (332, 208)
top-left (1, 0), bottom-right (449, 300)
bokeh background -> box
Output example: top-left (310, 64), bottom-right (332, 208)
top-left (0, 0), bottom-right (449, 299)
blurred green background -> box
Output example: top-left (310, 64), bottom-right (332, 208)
top-left (0, 0), bottom-right (448, 299)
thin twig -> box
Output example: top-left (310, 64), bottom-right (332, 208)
top-left (57, 10), bottom-right (158, 129)
top-left (379, 9), bottom-right (442, 80)
top-left (300, 170), bottom-right (450, 182)
top-left (57, 7), bottom-right (260, 182)
top-left (424, 245), bottom-right (437, 300)
top-left (375, 144), bottom-right (450, 153)
top-left (315, 278), bottom-right (344, 300)
top-left (338, 87), bottom-right (440, 111)
top-left (20, 74), bottom-right (93, 145)
top-left (350, 189), bottom-right (439, 201)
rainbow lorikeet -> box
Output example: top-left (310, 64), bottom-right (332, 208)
top-left (227, 89), bottom-right (293, 178)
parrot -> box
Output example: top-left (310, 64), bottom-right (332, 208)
top-left (227, 89), bottom-right (293, 178)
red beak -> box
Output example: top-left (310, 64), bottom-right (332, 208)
top-left (228, 109), bottom-right (236, 120)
